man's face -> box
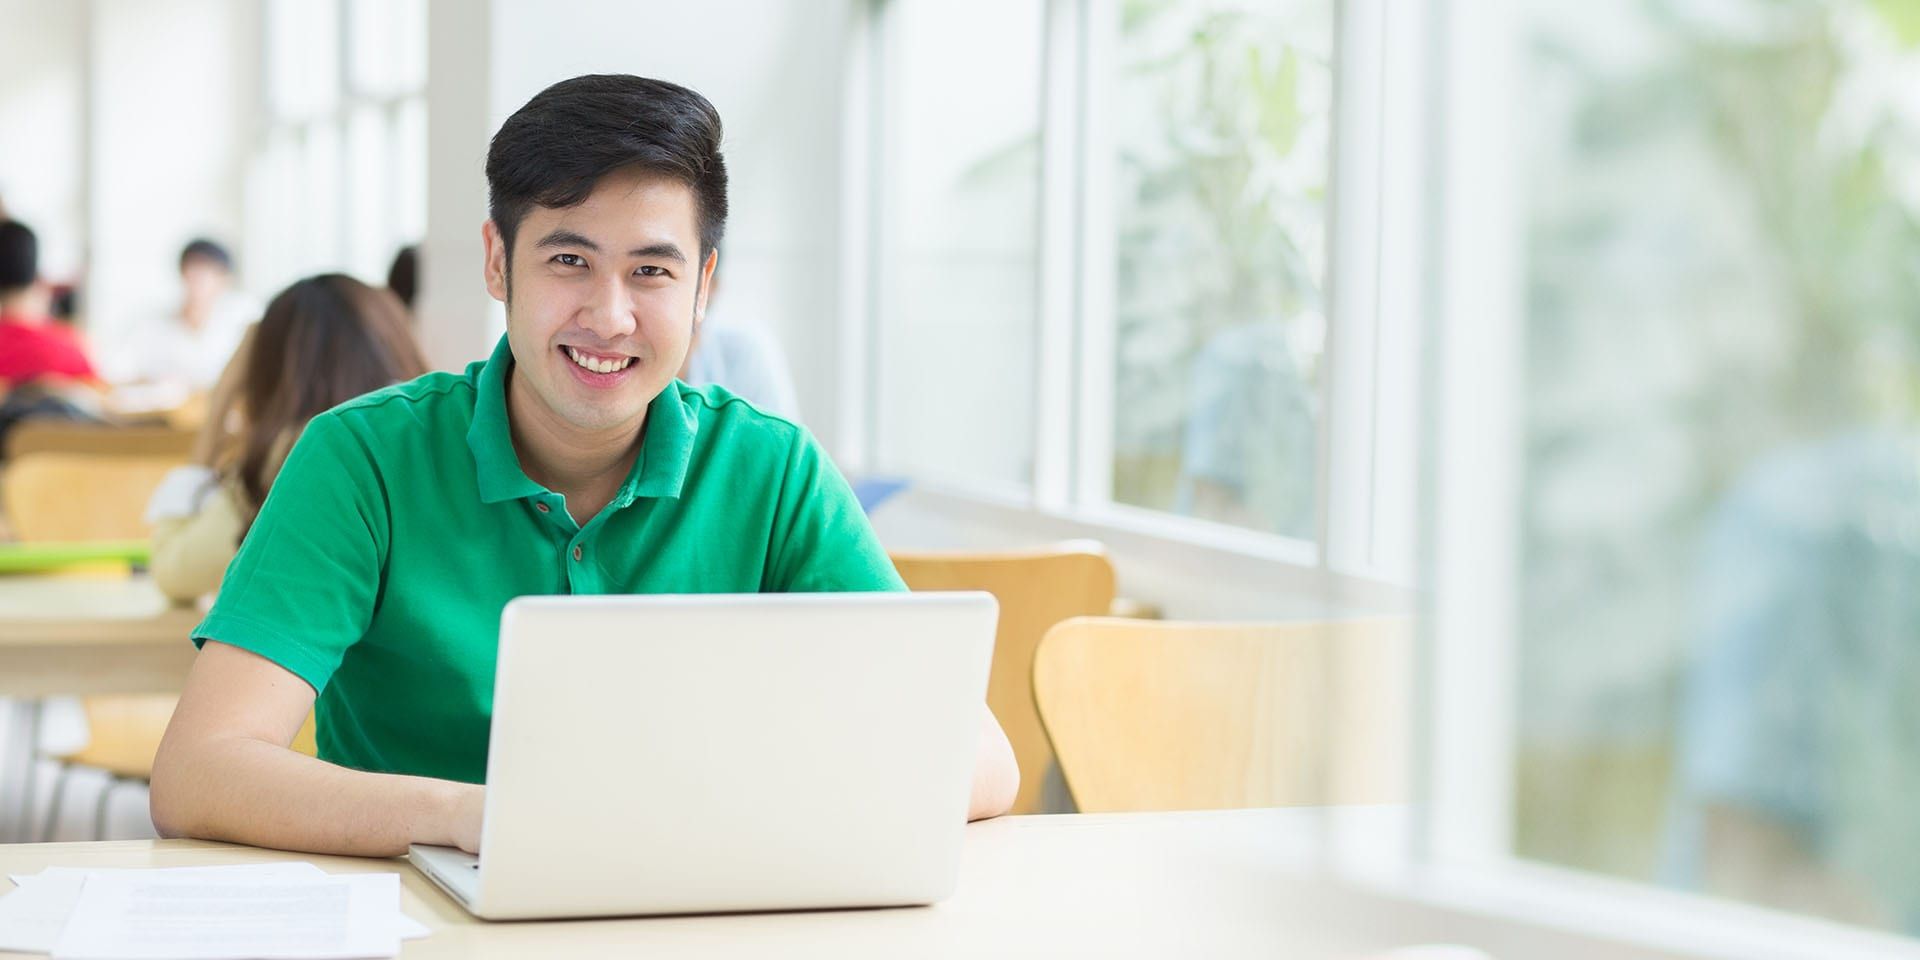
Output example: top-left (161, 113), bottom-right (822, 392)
top-left (483, 167), bottom-right (716, 439)
top-left (180, 259), bottom-right (228, 305)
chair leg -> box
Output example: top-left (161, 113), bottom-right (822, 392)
top-left (6, 699), bottom-right (47, 843)
top-left (39, 764), bottom-right (73, 843)
top-left (93, 776), bottom-right (117, 841)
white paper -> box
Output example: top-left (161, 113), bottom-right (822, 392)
top-left (1, 863), bottom-right (427, 956)
top-left (0, 874), bottom-right (87, 953)
top-left (0, 866), bottom-right (326, 953)
top-left (12, 863), bottom-right (327, 889)
top-left (50, 873), bottom-right (402, 960)
top-left (392, 913), bottom-right (429, 939)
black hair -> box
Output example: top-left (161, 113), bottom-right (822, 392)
top-left (486, 75), bottom-right (728, 267)
top-left (0, 220), bottom-right (37, 293)
top-left (387, 245), bottom-right (419, 309)
top-left (180, 237), bottom-right (234, 273)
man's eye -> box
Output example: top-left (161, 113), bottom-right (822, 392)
top-left (636, 265), bottom-right (669, 278)
top-left (551, 254), bottom-right (586, 267)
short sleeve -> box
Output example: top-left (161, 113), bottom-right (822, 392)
top-left (765, 428), bottom-right (904, 593)
top-left (191, 413), bottom-right (388, 694)
top-left (149, 479), bottom-right (245, 605)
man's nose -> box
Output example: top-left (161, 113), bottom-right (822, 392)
top-left (582, 274), bottom-right (638, 339)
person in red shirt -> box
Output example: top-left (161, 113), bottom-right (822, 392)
top-left (0, 220), bottom-right (99, 388)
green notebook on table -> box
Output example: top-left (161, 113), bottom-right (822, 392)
top-left (0, 540), bottom-right (151, 573)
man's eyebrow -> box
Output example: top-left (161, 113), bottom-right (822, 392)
top-left (533, 229), bottom-right (600, 252)
top-left (628, 242), bottom-right (686, 263)
top-left (532, 231), bottom-right (686, 264)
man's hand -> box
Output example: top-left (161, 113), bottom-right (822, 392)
top-left (152, 641), bottom-right (493, 858)
top-left (967, 706), bottom-right (1019, 820)
top-left (448, 783), bottom-right (487, 854)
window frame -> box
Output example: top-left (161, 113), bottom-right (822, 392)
top-left (853, 0), bottom-right (1410, 587)
top-left (248, 0), bottom-right (425, 293)
top-left (1412, 0), bottom-right (1920, 954)
top-left (854, 0), bottom-right (1920, 954)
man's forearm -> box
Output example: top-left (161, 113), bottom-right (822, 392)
top-left (150, 736), bottom-right (478, 858)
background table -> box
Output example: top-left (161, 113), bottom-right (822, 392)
top-left (0, 575), bottom-right (200, 697)
top-left (0, 575), bottom-right (199, 841)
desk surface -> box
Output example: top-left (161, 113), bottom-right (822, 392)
top-left (0, 808), bottom-right (1427, 959)
top-left (0, 575), bottom-right (199, 696)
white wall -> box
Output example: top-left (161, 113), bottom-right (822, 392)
top-left (87, 0), bottom-right (256, 348)
top-left (422, 0), bottom-right (855, 450)
top-left (0, 1), bottom-right (86, 279)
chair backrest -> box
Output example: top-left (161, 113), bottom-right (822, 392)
top-left (65, 695), bottom-right (180, 779)
top-left (5, 421), bottom-right (197, 460)
top-left (1033, 616), bottom-right (1412, 812)
top-left (891, 544), bottom-right (1117, 814)
top-left (63, 698), bottom-right (319, 780)
top-left (2, 452), bottom-right (186, 542)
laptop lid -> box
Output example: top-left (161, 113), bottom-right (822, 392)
top-left (470, 591), bottom-right (997, 919)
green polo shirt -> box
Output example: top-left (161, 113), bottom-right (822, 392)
top-left (193, 334), bottom-right (903, 783)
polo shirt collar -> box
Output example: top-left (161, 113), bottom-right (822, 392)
top-left (625, 377), bottom-right (699, 502)
top-left (466, 334), bottom-right (699, 506)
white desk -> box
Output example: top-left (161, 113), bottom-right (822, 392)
top-left (0, 808), bottom-right (1443, 959)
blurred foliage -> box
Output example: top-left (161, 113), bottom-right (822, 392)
top-left (1109, 0), bottom-right (1329, 537)
top-left (1518, 0), bottom-right (1920, 930)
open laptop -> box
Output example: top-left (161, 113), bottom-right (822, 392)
top-left (409, 591), bottom-right (997, 920)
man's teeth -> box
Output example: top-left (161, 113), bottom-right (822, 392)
top-left (566, 347), bottom-right (635, 374)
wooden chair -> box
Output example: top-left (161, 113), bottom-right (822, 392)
top-left (1032, 616), bottom-right (1412, 812)
top-left (1, 452), bottom-right (186, 542)
top-left (41, 700), bottom-right (318, 841)
top-left (2, 449), bottom-right (290, 840)
top-left (4, 422), bottom-right (197, 460)
top-left (891, 543), bottom-right (1116, 814)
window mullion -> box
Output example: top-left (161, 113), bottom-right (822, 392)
top-left (1321, 0), bottom-right (1390, 574)
top-left (1032, 0), bottom-right (1081, 511)
top-left (1071, 0), bottom-right (1117, 510)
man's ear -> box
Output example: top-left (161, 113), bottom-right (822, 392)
top-left (482, 220), bottom-right (509, 304)
top-left (693, 247), bottom-right (718, 327)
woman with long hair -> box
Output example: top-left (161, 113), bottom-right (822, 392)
top-left (147, 274), bottom-right (428, 602)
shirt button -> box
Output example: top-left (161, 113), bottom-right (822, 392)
top-left (535, 502), bottom-right (550, 513)
top-left (572, 545), bottom-right (583, 561)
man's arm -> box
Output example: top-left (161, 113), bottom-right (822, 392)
top-left (967, 705), bottom-right (1019, 821)
top-left (149, 641), bottom-right (483, 857)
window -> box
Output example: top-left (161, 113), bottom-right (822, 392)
top-left (1104, 0), bottom-right (1332, 540)
top-left (1503, 0), bottom-right (1920, 937)
top-left (869, 0), bottom-right (1046, 493)
top-left (250, 0), bottom-right (426, 294)
top-left (865, 0), bottom-right (1347, 555)
top-left (868, 0), bottom-right (1920, 949)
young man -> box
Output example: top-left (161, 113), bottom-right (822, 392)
top-left (106, 238), bottom-right (259, 390)
top-left (149, 75), bottom-right (1019, 857)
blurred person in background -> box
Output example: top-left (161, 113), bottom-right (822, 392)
top-left (0, 219), bottom-right (105, 448)
top-left (1667, 432), bottom-right (1920, 930)
top-left (1174, 316), bottom-right (1316, 538)
top-left (145, 274), bottom-right (428, 603)
top-left (386, 245), bottom-right (419, 313)
top-left (0, 219), bottom-right (98, 388)
top-left (106, 238), bottom-right (261, 394)
top-left (676, 247), bottom-right (800, 421)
